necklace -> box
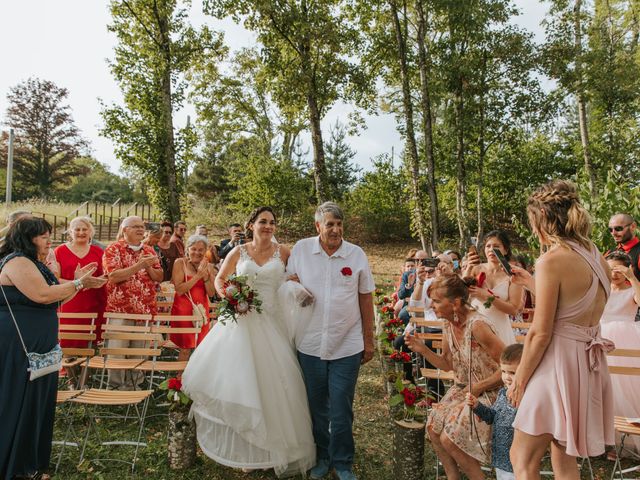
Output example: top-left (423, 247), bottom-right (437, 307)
top-left (249, 242), bottom-right (273, 255)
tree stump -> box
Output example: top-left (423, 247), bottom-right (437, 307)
top-left (167, 407), bottom-right (197, 470)
top-left (393, 420), bottom-right (425, 480)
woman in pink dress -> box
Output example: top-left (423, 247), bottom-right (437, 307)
top-left (509, 180), bottom-right (614, 479)
top-left (170, 235), bottom-right (217, 361)
top-left (601, 251), bottom-right (640, 454)
top-left (55, 216), bottom-right (107, 345)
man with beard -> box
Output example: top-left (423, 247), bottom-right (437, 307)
top-left (607, 213), bottom-right (640, 280)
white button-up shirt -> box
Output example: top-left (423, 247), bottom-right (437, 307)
top-left (288, 236), bottom-right (375, 360)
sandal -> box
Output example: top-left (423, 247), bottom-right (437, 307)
top-left (607, 450), bottom-right (618, 461)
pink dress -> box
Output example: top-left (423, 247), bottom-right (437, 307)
top-left (513, 241), bottom-right (615, 457)
top-left (600, 287), bottom-right (640, 452)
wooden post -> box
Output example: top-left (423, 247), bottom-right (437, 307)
top-left (393, 420), bottom-right (425, 480)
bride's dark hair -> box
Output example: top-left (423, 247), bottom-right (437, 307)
top-left (245, 206), bottom-right (277, 240)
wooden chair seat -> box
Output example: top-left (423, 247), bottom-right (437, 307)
top-left (87, 356), bottom-right (145, 370)
top-left (135, 360), bottom-right (188, 372)
top-left (420, 368), bottom-right (454, 382)
top-left (70, 388), bottom-right (154, 406)
top-left (57, 390), bottom-right (83, 403)
top-left (614, 416), bottom-right (640, 436)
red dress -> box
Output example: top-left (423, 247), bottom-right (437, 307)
top-left (170, 275), bottom-right (211, 348)
top-left (55, 244), bottom-right (107, 346)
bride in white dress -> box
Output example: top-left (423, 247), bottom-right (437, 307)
top-left (182, 207), bottom-right (315, 477)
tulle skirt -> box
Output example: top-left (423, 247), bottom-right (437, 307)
top-left (181, 305), bottom-right (315, 477)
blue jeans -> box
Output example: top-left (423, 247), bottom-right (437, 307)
top-left (297, 351), bottom-right (362, 471)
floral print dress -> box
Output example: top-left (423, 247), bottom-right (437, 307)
top-left (426, 314), bottom-right (500, 463)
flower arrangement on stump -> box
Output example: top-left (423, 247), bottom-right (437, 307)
top-left (215, 274), bottom-right (262, 324)
top-left (389, 378), bottom-right (429, 422)
top-left (159, 376), bottom-right (196, 470)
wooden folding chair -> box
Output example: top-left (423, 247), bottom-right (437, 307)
top-left (607, 348), bottom-right (640, 479)
top-left (61, 324), bottom-right (161, 472)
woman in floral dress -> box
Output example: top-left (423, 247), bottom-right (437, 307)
top-left (406, 274), bottom-right (504, 480)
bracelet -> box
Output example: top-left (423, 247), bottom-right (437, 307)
top-left (73, 279), bottom-right (83, 291)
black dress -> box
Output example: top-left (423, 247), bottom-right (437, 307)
top-left (0, 253), bottom-right (59, 479)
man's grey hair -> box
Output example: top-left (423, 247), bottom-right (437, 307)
top-left (6, 210), bottom-right (31, 225)
top-left (314, 202), bottom-right (344, 223)
top-left (186, 234), bottom-right (209, 249)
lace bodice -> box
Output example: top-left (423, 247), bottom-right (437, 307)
top-left (237, 245), bottom-right (285, 312)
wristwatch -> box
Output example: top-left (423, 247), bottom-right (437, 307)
top-left (73, 279), bottom-right (84, 291)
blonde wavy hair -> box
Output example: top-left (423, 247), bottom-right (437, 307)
top-left (526, 180), bottom-right (592, 249)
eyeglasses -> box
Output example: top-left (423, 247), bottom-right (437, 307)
top-left (608, 223), bottom-right (633, 233)
top-left (425, 269), bottom-right (435, 274)
top-left (162, 230), bottom-right (172, 235)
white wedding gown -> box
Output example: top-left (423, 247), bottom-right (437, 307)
top-left (182, 245), bottom-right (316, 477)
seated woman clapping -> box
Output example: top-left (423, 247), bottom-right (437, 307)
top-left (405, 274), bottom-right (504, 480)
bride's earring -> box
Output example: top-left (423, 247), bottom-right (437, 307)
top-left (453, 311), bottom-right (459, 323)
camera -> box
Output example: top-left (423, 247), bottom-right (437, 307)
top-left (421, 258), bottom-right (440, 268)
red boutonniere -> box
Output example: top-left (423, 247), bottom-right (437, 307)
top-left (341, 267), bottom-right (353, 276)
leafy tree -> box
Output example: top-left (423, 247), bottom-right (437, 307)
top-left (346, 155), bottom-right (411, 240)
top-left (0, 78), bottom-right (89, 199)
top-left (58, 157), bottom-right (137, 203)
top-left (324, 121), bottom-right (361, 201)
top-left (101, 0), bottom-right (224, 220)
top-left (204, 0), bottom-right (373, 203)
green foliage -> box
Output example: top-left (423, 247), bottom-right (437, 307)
top-left (0, 78), bottom-right (89, 199)
top-left (58, 157), bottom-right (138, 203)
top-left (101, 0), bottom-right (225, 220)
top-left (324, 121), bottom-right (361, 201)
top-left (579, 168), bottom-right (640, 251)
top-left (346, 155), bottom-right (411, 241)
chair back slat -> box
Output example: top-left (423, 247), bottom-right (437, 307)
top-left (152, 326), bottom-right (201, 334)
top-left (609, 366), bottom-right (640, 376)
top-left (58, 312), bottom-right (98, 320)
top-left (102, 324), bottom-right (152, 333)
top-left (104, 312), bottom-right (153, 322)
top-left (63, 347), bottom-right (95, 357)
top-left (608, 349), bottom-right (640, 358)
top-left (100, 347), bottom-right (162, 357)
top-left (511, 322), bottom-right (532, 330)
top-left (58, 324), bottom-right (96, 332)
top-left (154, 314), bottom-right (201, 323)
top-left (102, 332), bottom-right (163, 342)
top-left (59, 333), bottom-right (97, 341)
top-left (410, 319), bottom-right (443, 329)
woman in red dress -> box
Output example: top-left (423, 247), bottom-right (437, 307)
top-left (55, 216), bottom-right (107, 346)
top-left (171, 235), bottom-right (217, 361)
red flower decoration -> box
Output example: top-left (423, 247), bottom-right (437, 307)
top-left (341, 267), bottom-right (353, 276)
top-left (167, 377), bottom-right (182, 391)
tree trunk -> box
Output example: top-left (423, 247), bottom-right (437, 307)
top-left (393, 420), bottom-right (425, 480)
top-left (158, 11), bottom-right (181, 221)
top-left (454, 83), bottom-right (469, 247)
top-left (476, 51), bottom-right (487, 244)
top-left (167, 407), bottom-right (197, 469)
top-left (390, 0), bottom-right (428, 252)
top-left (574, 0), bottom-right (597, 198)
top-left (416, 0), bottom-right (439, 252)
top-left (307, 91), bottom-right (328, 204)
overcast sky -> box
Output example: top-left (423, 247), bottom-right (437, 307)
top-left (0, 0), bottom-right (548, 175)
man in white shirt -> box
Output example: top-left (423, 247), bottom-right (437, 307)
top-left (288, 202), bottom-right (375, 480)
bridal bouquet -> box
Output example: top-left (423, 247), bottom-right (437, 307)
top-left (215, 274), bottom-right (262, 324)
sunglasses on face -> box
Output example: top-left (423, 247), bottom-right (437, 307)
top-left (608, 223), bottom-right (633, 233)
top-left (425, 269), bottom-right (435, 274)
